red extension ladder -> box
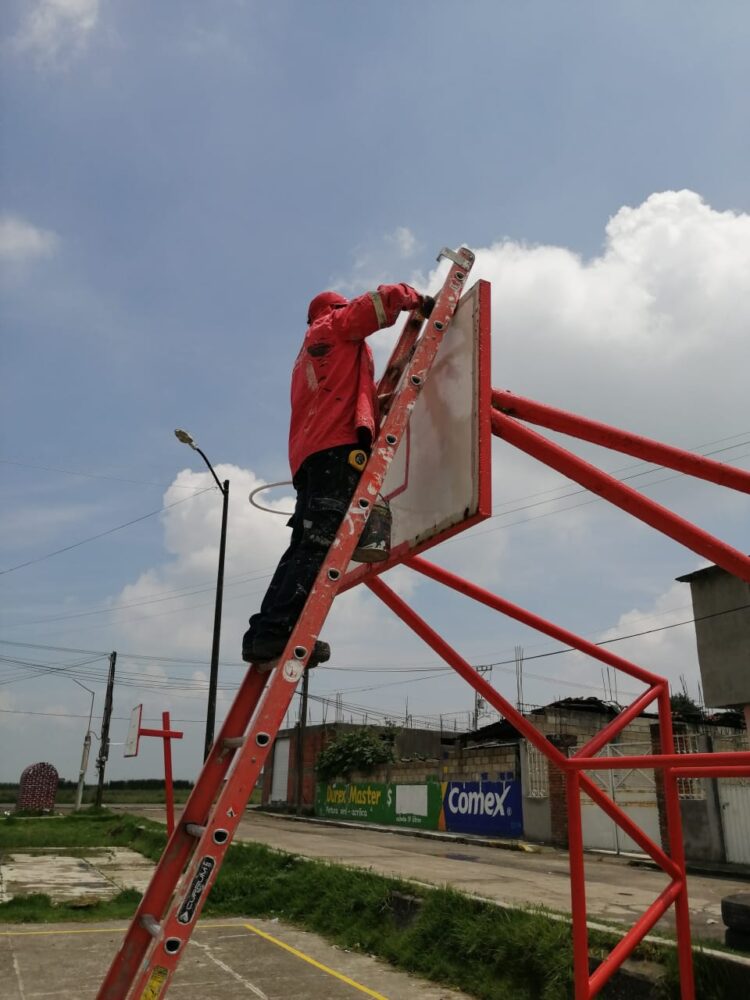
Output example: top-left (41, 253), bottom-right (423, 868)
top-left (97, 247), bottom-right (475, 1000)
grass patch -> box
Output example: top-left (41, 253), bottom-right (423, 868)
top-left (0, 813), bottom-right (743, 999)
top-left (0, 889), bottom-right (143, 923)
top-left (0, 810), bottom-right (166, 860)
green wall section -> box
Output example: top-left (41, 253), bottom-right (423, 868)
top-left (315, 781), bottom-right (443, 830)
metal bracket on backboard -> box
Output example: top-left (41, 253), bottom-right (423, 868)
top-left (436, 246), bottom-right (473, 269)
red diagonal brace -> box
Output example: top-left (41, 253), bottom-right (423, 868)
top-left (492, 410), bottom-right (750, 584)
top-left (492, 388), bottom-right (750, 494)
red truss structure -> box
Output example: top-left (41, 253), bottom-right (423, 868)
top-left (365, 391), bottom-right (750, 1000)
top-left (99, 249), bottom-right (750, 1000)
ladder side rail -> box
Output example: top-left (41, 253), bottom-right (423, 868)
top-left (97, 668), bottom-right (270, 998)
top-left (492, 388), bottom-right (750, 495)
top-left (122, 252), bottom-right (475, 999)
top-left (376, 307), bottom-right (427, 416)
top-left (378, 249), bottom-right (473, 415)
top-left (492, 409), bottom-right (750, 584)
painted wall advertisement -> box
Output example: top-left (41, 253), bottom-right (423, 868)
top-left (315, 777), bottom-right (522, 838)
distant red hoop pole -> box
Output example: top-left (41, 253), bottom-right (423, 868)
top-left (139, 711), bottom-right (184, 836)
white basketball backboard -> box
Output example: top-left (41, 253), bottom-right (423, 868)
top-left (124, 704), bottom-right (143, 758)
top-left (381, 278), bottom-right (491, 558)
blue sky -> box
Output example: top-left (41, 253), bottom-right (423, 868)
top-left (1, 1), bottom-right (749, 782)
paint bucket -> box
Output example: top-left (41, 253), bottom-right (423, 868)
top-left (353, 496), bottom-right (392, 562)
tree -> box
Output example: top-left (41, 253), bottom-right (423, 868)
top-left (670, 692), bottom-right (703, 722)
top-left (315, 727), bottom-right (396, 783)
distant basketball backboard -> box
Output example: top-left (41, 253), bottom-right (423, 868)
top-left (124, 704), bottom-right (143, 758)
top-left (380, 278), bottom-right (491, 558)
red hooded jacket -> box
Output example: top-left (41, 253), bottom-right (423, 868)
top-left (288, 283), bottom-right (421, 476)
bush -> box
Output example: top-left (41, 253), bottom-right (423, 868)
top-left (315, 727), bottom-right (395, 782)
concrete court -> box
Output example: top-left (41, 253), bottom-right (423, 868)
top-left (0, 917), bottom-right (471, 1000)
top-left (125, 806), bottom-right (748, 942)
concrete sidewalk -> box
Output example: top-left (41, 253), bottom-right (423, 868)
top-left (123, 805), bottom-right (750, 945)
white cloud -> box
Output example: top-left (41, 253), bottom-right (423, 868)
top-left (14, 0), bottom-right (99, 65)
top-left (333, 226), bottom-right (426, 296)
top-left (0, 215), bottom-right (59, 263)
top-left (389, 226), bottom-right (418, 259)
top-left (15, 189), bottom-right (743, 778)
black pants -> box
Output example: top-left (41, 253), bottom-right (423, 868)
top-left (246, 444), bottom-right (362, 643)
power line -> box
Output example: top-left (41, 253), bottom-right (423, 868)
top-left (4, 431), bottom-right (747, 627)
top-left (0, 458), bottom-right (206, 490)
top-left (1, 601), bottom-right (747, 678)
top-left (0, 487), bottom-right (215, 576)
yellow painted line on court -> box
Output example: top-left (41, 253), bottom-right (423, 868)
top-left (0, 921), bottom-right (246, 937)
top-left (243, 922), bottom-right (388, 999)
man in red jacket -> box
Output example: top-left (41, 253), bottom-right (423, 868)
top-left (243, 282), bottom-right (433, 666)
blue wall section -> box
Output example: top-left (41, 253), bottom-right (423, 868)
top-left (442, 779), bottom-right (523, 838)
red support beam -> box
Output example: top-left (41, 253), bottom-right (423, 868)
top-left (407, 555), bottom-right (665, 686)
top-left (365, 575), bottom-right (569, 767)
top-left (567, 750), bottom-right (750, 771)
top-left (573, 685), bottom-right (663, 760)
top-left (492, 389), bottom-right (750, 495)
top-left (589, 879), bottom-right (683, 997)
top-left (492, 410), bottom-right (750, 584)
top-left (577, 775), bottom-right (680, 878)
top-left (656, 688), bottom-right (695, 1000)
top-left (669, 765), bottom-right (750, 779)
top-left (567, 772), bottom-right (590, 1000)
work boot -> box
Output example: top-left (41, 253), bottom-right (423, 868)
top-left (241, 631), bottom-right (330, 669)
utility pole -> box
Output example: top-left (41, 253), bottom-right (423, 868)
top-left (473, 664), bottom-right (493, 730)
top-left (295, 668), bottom-right (310, 815)
top-left (94, 652), bottom-right (117, 808)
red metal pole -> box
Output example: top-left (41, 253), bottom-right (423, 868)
top-left (573, 685), bottom-right (662, 760)
top-left (492, 389), bottom-right (750, 495)
top-left (657, 688), bottom-right (695, 1000)
top-left (589, 880), bottom-right (683, 996)
top-left (492, 410), bottom-right (750, 584)
top-left (163, 711), bottom-right (175, 837)
top-left (365, 576), bottom-right (568, 767)
top-left (669, 765), bottom-right (750, 778)
top-left (407, 555), bottom-right (665, 686)
top-left (566, 771), bottom-right (590, 1000)
top-left (578, 775), bottom-right (679, 878)
top-left (566, 750), bottom-right (750, 771)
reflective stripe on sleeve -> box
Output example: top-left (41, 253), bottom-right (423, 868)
top-left (369, 291), bottom-right (388, 328)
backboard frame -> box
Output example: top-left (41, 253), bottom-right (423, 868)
top-left (124, 703), bottom-right (143, 758)
top-left (343, 278), bottom-right (491, 590)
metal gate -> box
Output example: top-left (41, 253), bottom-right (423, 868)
top-left (579, 741), bottom-right (660, 855)
top-left (715, 735), bottom-right (750, 864)
top-left (270, 736), bottom-right (291, 803)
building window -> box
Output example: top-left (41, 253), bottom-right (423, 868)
top-left (525, 743), bottom-right (549, 799)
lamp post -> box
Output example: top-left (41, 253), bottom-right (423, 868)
top-left (175, 429), bottom-right (229, 760)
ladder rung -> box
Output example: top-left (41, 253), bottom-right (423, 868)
top-left (185, 823), bottom-right (206, 838)
top-left (222, 736), bottom-right (244, 749)
top-left (140, 914), bottom-right (160, 938)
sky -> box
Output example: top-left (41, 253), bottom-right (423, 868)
top-left (1, 1), bottom-right (749, 783)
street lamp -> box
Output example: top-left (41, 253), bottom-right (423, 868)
top-left (175, 429), bottom-right (230, 760)
top-left (72, 679), bottom-right (96, 811)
